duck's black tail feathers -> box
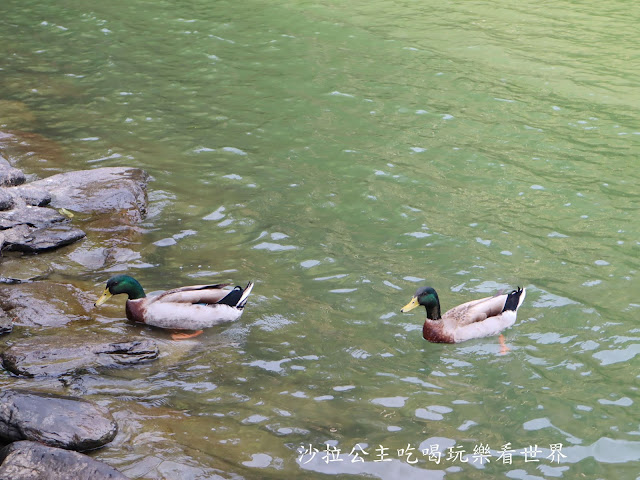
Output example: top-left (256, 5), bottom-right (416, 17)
top-left (216, 282), bottom-right (254, 308)
top-left (502, 287), bottom-right (526, 312)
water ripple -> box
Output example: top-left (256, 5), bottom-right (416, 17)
top-left (371, 396), bottom-right (408, 408)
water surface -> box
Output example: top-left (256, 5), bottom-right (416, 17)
top-left (1, 0), bottom-right (640, 478)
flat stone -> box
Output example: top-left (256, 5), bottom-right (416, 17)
top-left (0, 205), bottom-right (67, 229)
top-left (2, 224), bottom-right (85, 253)
top-left (0, 390), bottom-right (118, 451)
top-left (0, 282), bottom-right (94, 327)
top-left (31, 167), bottom-right (149, 222)
top-left (0, 441), bottom-right (129, 479)
top-left (0, 204), bottom-right (85, 253)
top-left (1, 337), bottom-right (159, 377)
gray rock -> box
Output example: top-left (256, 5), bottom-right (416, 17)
top-left (0, 163), bottom-right (25, 187)
top-left (0, 390), bottom-right (118, 451)
top-left (1, 224), bottom-right (31, 248)
top-left (0, 282), bottom-right (93, 327)
top-left (0, 441), bottom-right (129, 480)
top-left (1, 338), bottom-right (159, 377)
top-left (0, 190), bottom-right (12, 211)
top-left (31, 167), bottom-right (149, 222)
top-left (0, 205), bottom-right (66, 229)
top-left (0, 311), bottom-right (11, 335)
top-left (68, 245), bottom-right (110, 270)
top-left (7, 184), bottom-right (52, 206)
top-left (0, 204), bottom-right (85, 254)
top-left (2, 224), bottom-right (85, 253)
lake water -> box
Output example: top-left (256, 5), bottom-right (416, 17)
top-left (2, 0), bottom-right (640, 478)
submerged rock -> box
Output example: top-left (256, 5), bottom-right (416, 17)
top-left (0, 282), bottom-right (93, 327)
top-left (31, 167), bottom-right (149, 222)
top-left (0, 131), bottom-right (67, 177)
top-left (0, 390), bottom-right (118, 451)
top-left (0, 441), bottom-right (129, 480)
top-left (1, 338), bottom-right (159, 377)
top-left (0, 254), bottom-right (54, 285)
top-left (2, 224), bottom-right (86, 253)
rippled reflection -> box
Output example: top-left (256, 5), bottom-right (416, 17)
top-left (2, 0), bottom-right (640, 478)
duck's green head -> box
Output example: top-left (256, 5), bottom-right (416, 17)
top-left (94, 275), bottom-right (146, 306)
top-left (400, 286), bottom-right (442, 320)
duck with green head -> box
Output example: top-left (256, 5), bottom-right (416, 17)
top-left (401, 285), bottom-right (526, 352)
top-left (95, 274), bottom-right (254, 339)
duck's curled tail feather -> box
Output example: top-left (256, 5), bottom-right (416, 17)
top-left (502, 287), bottom-right (526, 312)
top-left (217, 282), bottom-right (254, 308)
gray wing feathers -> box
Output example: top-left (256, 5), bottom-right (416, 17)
top-left (147, 284), bottom-right (232, 305)
top-left (446, 294), bottom-right (508, 326)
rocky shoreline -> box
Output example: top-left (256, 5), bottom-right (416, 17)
top-left (0, 441), bottom-right (129, 480)
top-left (0, 156), bottom-right (85, 255)
top-left (0, 157), bottom-right (148, 256)
top-left (0, 144), bottom-right (156, 479)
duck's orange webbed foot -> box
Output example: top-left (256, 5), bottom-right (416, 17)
top-left (499, 334), bottom-right (510, 355)
top-left (171, 330), bottom-right (204, 340)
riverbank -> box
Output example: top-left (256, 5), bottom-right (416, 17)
top-left (0, 130), bottom-right (156, 478)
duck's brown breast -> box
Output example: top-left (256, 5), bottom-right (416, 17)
top-left (423, 320), bottom-right (455, 343)
top-left (125, 300), bottom-right (146, 324)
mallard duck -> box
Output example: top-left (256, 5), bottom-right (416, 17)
top-left (401, 286), bottom-right (526, 351)
top-left (95, 274), bottom-right (254, 339)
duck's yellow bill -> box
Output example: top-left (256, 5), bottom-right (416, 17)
top-left (401, 296), bottom-right (420, 313)
top-left (94, 289), bottom-right (112, 307)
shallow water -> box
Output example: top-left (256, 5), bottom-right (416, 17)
top-left (2, 0), bottom-right (640, 478)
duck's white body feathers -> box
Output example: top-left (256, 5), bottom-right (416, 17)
top-left (125, 282), bottom-right (254, 331)
top-left (440, 288), bottom-right (526, 343)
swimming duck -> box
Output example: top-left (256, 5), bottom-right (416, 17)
top-left (401, 286), bottom-right (526, 352)
top-left (95, 274), bottom-right (254, 339)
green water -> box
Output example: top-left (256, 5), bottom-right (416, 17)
top-left (2, 0), bottom-right (640, 478)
